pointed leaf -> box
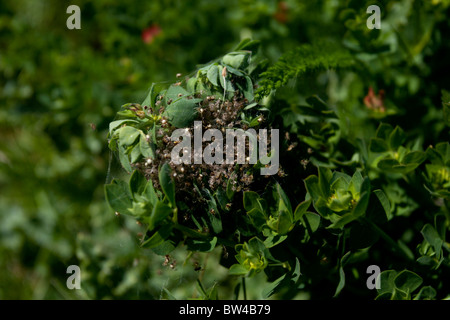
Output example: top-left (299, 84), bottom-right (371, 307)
top-left (142, 224), bottom-right (172, 248)
top-left (129, 170), bottom-right (147, 196)
top-left (276, 183), bottom-right (292, 215)
top-left (294, 199), bottom-right (311, 222)
top-left (159, 162), bottom-right (176, 207)
top-left (389, 126), bottom-right (406, 150)
top-left (421, 224), bottom-right (444, 260)
top-left (375, 123), bottom-right (393, 140)
top-left (318, 167), bottom-right (332, 199)
top-left (207, 65), bottom-right (219, 87)
top-left (149, 201), bottom-right (172, 230)
top-left (105, 179), bottom-right (132, 215)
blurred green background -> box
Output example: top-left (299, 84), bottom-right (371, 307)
top-left (0, 0), bottom-right (449, 299)
top-left (0, 0), bottom-right (309, 300)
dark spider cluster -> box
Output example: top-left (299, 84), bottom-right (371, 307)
top-left (134, 91), bottom-right (274, 214)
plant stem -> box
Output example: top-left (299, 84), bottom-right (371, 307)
top-left (242, 277), bottom-right (247, 300)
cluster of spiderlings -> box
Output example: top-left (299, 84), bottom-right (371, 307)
top-left (133, 89), bottom-right (272, 211)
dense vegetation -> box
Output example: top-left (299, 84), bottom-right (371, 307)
top-left (1, 0), bottom-right (449, 300)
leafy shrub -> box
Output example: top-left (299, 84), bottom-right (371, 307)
top-left (1, 0), bottom-right (449, 300)
top-left (106, 25), bottom-right (450, 299)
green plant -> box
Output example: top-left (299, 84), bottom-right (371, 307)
top-left (2, 0), bottom-right (449, 301)
top-left (105, 28), bottom-right (450, 299)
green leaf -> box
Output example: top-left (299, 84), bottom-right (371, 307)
top-left (149, 201), bottom-right (172, 230)
top-left (334, 266), bottom-right (346, 297)
top-left (291, 258), bottom-right (301, 283)
top-left (373, 189), bottom-right (391, 218)
top-left (318, 167), bottom-right (332, 199)
top-left (206, 65), bottom-right (219, 87)
top-left (144, 179), bottom-right (158, 205)
top-left (394, 270), bottom-right (423, 294)
top-left (327, 211), bottom-right (357, 229)
top-left (233, 38), bottom-right (260, 51)
top-left (262, 258), bottom-right (300, 298)
top-left (243, 191), bottom-right (263, 213)
top-left (375, 292), bottom-right (393, 300)
top-left (375, 123), bottom-right (393, 140)
top-left (421, 224), bottom-right (444, 260)
top-left (129, 170), bottom-right (147, 196)
top-left (377, 158), bottom-right (400, 171)
top-left (215, 188), bottom-right (229, 212)
top-left (277, 209), bottom-right (293, 234)
top-left (109, 119), bottom-right (139, 135)
top-left (142, 82), bottom-right (166, 109)
top-left (388, 126), bottom-right (406, 150)
top-left (391, 287), bottom-right (409, 300)
top-left (159, 163), bottom-right (176, 207)
top-left (263, 234), bottom-right (287, 248)
top-left (105, 179), bottom-right (132, 215)
top-left (247, 236), bottom-right (266, 253)
top-left (130, 144), bottom-right (141, 163)
top-left (164, 85), bottom-right (189, 104)
top-left (118, 144), bottom-right (132, 173)
top-left (187, 77), bottom-right (197, 93)
top-left (403, 151), bottom-right (426, 165)
top-left (229, 264), bottom-right (248, 276)
top-left (119, 126), bottom-right (141, 146)
top-left (243, 76), bottom-right (254, 101)
top-left (377, 270), bottom-right (398, 295)
top-left (294, 199), bottom-right (311, 222)
top-left (348, 171), bottom-right (369, 196)
top-left (141, 84), bottom-right (154, 107)
top-left (139, 133), bottom-right (156, 159)
top-left (304, 175), bottom-right (321, 202)
top-left (142, 224), bottom-right (172, 248)
top-left (276, 183), bottom-right (292, 215)
top-left (186, 237), bottom-right (218, 252)
top-left (207, 282), bottom-right (219, 300)
top-left (436, 142), bottom-right (450, 165)
top-left (247, 208), bottom-right (266, 231)
top-left (222, 52), bottom-right (249, 69)
top-left (151, 240), bottom-right (176, 256)
top-left (225, 65), bottom-right (244, 77)
top-left (243, 102), bottom-right (258, 110)
top-left (352, 191), bottom-right (370, 218)
top-left (204, 188), bottom-right (222, 234)
top-left (302, 212), bottom-right (320, 233)
top-left (414, 286), bottom-right (436, 300)
top-left (226, 178), bottom-right (235, 200)
top-left (262, 274), bottom-right (287, 299)
top-left (163, 98), bottom-right (202, 128)
top-left (333, 252), bottom-right (351, 297)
